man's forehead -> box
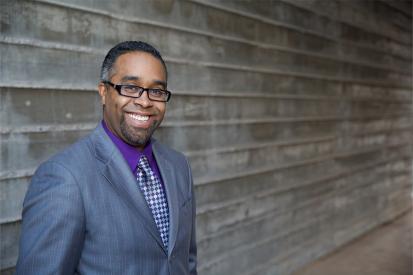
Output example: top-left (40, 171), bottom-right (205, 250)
top-left (115, 51), bottom-right (163, 67)
top-left (112, 52), bottom-right (167, 82)
top-left (119, 75), bottom-right (167, 87)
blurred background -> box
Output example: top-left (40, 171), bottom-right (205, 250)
top-left (0, 0), bottom-right (412, 274)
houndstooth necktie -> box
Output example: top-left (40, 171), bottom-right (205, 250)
top-left (136, 155), bottom-right (169, 249)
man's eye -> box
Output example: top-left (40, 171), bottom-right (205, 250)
top-left (149, 89), bottom-right (164, 96)
top-left (123, 86), bottom-right (140, 93)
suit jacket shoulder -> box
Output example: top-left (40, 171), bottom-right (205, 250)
top-left (152, 139), bottom-right (189, 168)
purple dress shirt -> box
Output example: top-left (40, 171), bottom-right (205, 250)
top-left (101, 120), bottom-right (165, 187)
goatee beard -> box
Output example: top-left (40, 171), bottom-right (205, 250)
top-left (119, 116), bottom-right (159, 147)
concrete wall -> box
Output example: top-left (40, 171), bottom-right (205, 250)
top-left (1, 0), bottom-right (412, 274)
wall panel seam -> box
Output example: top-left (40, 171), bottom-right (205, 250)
top-left (197, 207), bottom-right (362, 271)
top-left (241, 207), bottom-right (406, 275)
top-left (377, 0), bottom-right (413, 18)
top-left (196, 154), bottom-right (410, 216)
top-left (1, 135), bottom-right (334, 180)
top-left (29, 0), bottom-right (413, 65)
top-left (2, 37), bottom-right (411, 88)
top-left (190, 0), bottom-right (412, 56)
top-left (0, 83), bottom-right (411, 104)
top-left (1, 164), bottom-right (408, 225)
top-left (186, 135), bottom-right (336, 157)
top-left (189, 0), bottom-right (412, 56)
top-left (0, 216), bottom-right (21, 224)
top-left (1, 156), bottom-right (410, 228)
top-left (2, 137), bottom-right (411, 182)
top-left (2, 113), bottom-right (411, 134)
top-left (277, 0), bottom-right (412, 47)
top-left (199, 198), bottom-right (410, 273)
top-left (198, 173), bottom-right (403, 247)
top-left (195, 143), bottom-right (410, 185)
top-left (0, 84), bottom-right (411, 103)
top-left (0, 168), bottom-right (35, 181)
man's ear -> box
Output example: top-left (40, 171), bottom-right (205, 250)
top-left (98, 82), bottom-right (107, 106)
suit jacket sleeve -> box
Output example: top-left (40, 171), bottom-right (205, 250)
top-left (186, 157), bottom-right (198, 275)
top-left (16, 161), bottom-right (85, 275)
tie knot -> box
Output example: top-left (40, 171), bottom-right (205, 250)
top-left (137, 155), bottom-right (152, 175)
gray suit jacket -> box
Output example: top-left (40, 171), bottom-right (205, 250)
top-left (16, 124), bottom-right (197, 275)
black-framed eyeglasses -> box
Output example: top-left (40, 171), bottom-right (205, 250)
top-left (103, 81), bottom-right (171, 102)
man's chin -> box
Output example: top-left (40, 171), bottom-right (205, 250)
top-left (121, 129), bottom-right (151, 148)
top-left (120, 119), bottom-right (160, 148)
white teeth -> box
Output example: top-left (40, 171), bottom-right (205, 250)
top-left (129, 113), bottom-right (149, 121)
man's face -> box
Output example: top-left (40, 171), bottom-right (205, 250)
top-left (98, 51), bottom-right (167, 149)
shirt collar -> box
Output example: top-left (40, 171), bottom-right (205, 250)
top-left (101, 120), bottom-right (154, 172)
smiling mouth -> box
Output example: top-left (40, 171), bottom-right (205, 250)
top-left (127, 113), bottom-right (150, 121)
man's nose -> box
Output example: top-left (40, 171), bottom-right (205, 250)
top-left (133, 90), bottom-right (153, 108)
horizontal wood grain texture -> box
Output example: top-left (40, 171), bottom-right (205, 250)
top-left (2, 39), bottom-right (411, 89)
top-left (1, 0), bottom-right (412, 273)
top-left (279, 0), bottom-right (412, 46)
top-left (1, 0), bottom-right (412, 75)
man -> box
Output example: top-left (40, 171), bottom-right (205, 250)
top-left (16, 41), bottom-right (197, 275)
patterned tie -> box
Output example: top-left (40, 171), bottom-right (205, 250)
top-left (136, 155), bottom-right (170, 249)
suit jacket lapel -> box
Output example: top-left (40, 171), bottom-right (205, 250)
top-left (152, 141), bottom-right (179, 257)
top-left (91, 124), bottom-right (165, 252)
